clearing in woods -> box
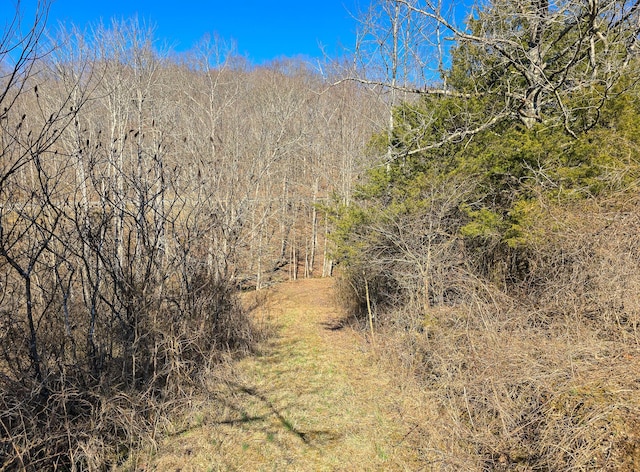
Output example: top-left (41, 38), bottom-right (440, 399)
top-left (148, 278), bottom-right (427, 471)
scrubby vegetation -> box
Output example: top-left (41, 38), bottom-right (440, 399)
top-left (331, 0), bottom-right (640, 469)
top-left (0, 5), bottom-right (379, 470)
top-left (4, 0), bottom-right (640, 469)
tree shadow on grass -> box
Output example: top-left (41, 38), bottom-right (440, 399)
top-left (210, 381), bottom-right (342, 449)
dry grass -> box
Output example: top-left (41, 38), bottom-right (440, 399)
top-left (139, 198), bottom-right (640, 471)
top-left (364, 199), bottom-right (640, 470)
top-left (374, 303), bottom-right (640, 470)
top-left (142, 278), bottom-right (427, 471)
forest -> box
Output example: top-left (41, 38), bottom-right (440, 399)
top-left (2, 0), bottom-right (640, 470)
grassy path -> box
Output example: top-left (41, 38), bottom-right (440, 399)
top-left (149, 278), bottom-right (425, 471)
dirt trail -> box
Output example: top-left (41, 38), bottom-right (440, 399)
top-left (150, 278), bottom-right (424, 471)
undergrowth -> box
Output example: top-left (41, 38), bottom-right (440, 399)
top-left (0, 278), bottom-right (262, 471)
top-left (336, 198), bottom-right (640, 470)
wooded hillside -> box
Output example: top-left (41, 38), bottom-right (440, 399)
top-left (3, 0), bottom-right (640, 469)
top-left (0, 8), bottom-right (383, 469)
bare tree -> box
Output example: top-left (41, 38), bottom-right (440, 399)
top-left (0, 1), bottom-right (91, 385)
top-left (344, 0), bottom-right (640, 151)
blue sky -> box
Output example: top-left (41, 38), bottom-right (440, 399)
top-left (4, 0), bottom-right (364, 63)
